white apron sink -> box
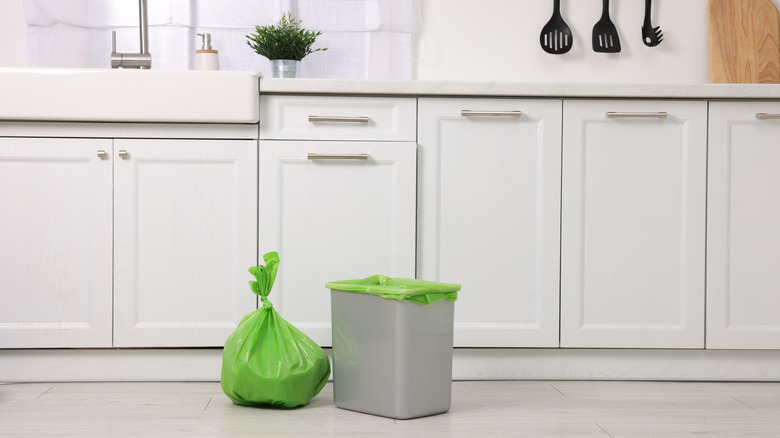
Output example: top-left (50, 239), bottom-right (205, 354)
top-left (0, 68), bottom-right (261, 123)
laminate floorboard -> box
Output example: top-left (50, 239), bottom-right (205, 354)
top-left (1, 380), bottom-right (779, 437)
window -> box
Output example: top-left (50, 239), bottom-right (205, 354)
top-left (24, 0), bottom-right (411, 79)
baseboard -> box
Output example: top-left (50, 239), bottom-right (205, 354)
top-left (452, 348), bottom-right (780, 381)
top-left (2, 348), bottom-right (780, 382)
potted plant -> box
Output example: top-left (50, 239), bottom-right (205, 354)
top-left (246, 12), bottom-right (327, 78)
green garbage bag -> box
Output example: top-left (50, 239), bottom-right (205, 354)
top-left (221, 252), bottom-right (330, 408)
top-left (325, 275), bottom-right (460, 305)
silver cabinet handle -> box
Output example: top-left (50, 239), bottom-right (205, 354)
top-left (307, 153), bottom-right (369, 160)
top-left (118, 150), bottom-right (129, 159)
top-left (97, 150), bottom-right (108, 159)
top-left (308, 115), bottom-right (370, 123)
top-left (606, 112), bottom-right (668, 119)
top-left (461, 110), bottom-right (523, 117)
top-left (756, 113), bottom-right (780, 119)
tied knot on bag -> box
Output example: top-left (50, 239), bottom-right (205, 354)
top-left (249, 252), bottom-right (280, 308)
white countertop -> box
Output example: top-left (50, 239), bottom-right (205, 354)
top-left (259, 78), bottom-right (780, 99)
top-left (3, 67), bottom-right (780, 124)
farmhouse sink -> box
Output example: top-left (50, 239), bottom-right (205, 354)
top-left (0, 68), bottom-right (261, 123)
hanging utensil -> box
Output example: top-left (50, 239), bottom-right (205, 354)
top-left (642, 0), bottom-right (663, 46)
top-left (540, 0), bottom-right (573, 54)
top-left (592, 0), bottom-right (621, 52)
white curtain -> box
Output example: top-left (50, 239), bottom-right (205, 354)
top-left (24, 0), bottom-right (411, 79)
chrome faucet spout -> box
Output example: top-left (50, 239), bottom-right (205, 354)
top-left (111, 0), bottom-right (152, 69)
top-left (139, 0), bottom-right (149, 58)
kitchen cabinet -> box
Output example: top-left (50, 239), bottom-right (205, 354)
top-left (417, 98), bottom-right (562, 347)
top-left (259, 95), bottom-right (417, 346)
top-left (0, 135), bottom-right (257, 348)
top-left (560, 100), bottom-right (708, 348)
top-left (0, 137), bottom-right (113, 348)
top-left (707, 102), bottom-right (780, 349)
top-left (113, 139), bottom-right (257, 347)
top-left (9, 80), bottom-right (780, 383)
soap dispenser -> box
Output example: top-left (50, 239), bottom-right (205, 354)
top-left (195, 33), bottom-right (219, 70)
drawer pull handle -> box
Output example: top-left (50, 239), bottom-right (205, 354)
top-left (756, 113), bottom-right (780, 119)
top-left (461, 110), bottom-right (523, 117)
top-left (97, 150), bottom-right (108, 159)
top-left (606, 112), bottom-right (668, 119)
top-left (308, 115), bottom-right (370, 123)
top-left (307, 153), bottom-right (369, 160)
top-left (118, 150), bottom-right (129, 159)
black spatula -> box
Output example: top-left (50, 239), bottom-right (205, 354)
top-left (592, 0), bottom-right (621, 52)
top-left (540, 0), bottom-right (573, 54)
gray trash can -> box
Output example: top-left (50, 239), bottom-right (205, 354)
top-left (325, 275), bottom-right (461, 420)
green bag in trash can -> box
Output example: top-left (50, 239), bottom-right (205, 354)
top-left (221, 252), bottom-right (330, 408)
top-left (325, 274), bottom-right (460, 304)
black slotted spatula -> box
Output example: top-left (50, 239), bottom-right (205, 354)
top-left (592, 0), bottom-right (621, 52)
top-left (540, 0), bottom-right (573, 54)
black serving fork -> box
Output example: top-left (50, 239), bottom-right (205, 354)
top-left (592, 0), bottom-right (621, 52)
top-left (642, 0), bottom-right (663, 47)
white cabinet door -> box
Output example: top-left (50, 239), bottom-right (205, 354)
top-left (0, 138), bottom-right (112, 348)
top-left (417, 98), bottom-right (562, 347)
top-left (113, 139), bottom-right (257, 347)
top-left (707, 102), bottom-right (780, 349)
top-left (560, 100), bottom-right (707, 348)
top-left (259, 141), bottom-right (417, 346)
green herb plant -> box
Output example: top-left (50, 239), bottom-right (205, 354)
top-left (246, 12), bottom-right (327, 61)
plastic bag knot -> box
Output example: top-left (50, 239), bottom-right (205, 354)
top-left (248, 252), bottom-right (280, 297)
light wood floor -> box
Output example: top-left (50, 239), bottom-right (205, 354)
top-left (2, 380), bottom-right (780, 437)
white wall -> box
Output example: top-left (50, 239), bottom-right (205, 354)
top-left (4, 0), bottom-right (779, 83)
top-left (0, 0), bottom-right (27, 67)
top-left (411, 0), bottom-right (715, 83)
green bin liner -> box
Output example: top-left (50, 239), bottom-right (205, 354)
top-left (325, 274), bottom-right (460, 305)
top-left (221, 252), bottom-right (330, 408)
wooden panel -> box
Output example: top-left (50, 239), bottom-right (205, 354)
top-left (709, 0), bottom-right (780, 83)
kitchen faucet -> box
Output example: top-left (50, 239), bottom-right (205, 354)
top-left (110, 0), bottom-right (152, 69)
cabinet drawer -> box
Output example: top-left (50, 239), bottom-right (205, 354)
top-left (260, 95), bottom-right (416, 141)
